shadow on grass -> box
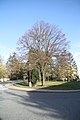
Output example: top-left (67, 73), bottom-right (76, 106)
top-left (42, 81), bottom-right (80, 90)
top-left (15, 81), bottom-right (80, 90)
top-left (14, 81), bottom-right (28, 87)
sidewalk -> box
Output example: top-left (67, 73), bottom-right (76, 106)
top-left (7, 84), bottom-right (80, 93)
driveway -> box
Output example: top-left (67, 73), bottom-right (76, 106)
top-left (0, 88), bottom-right (80, 120)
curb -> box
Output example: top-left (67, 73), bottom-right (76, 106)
top-left (8, 85), bottom-right (36, 92)
top-left (7, 85), bottom-right (80, 93)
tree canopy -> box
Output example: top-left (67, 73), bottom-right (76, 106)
top-left (18, 21), bottom-right (70, 86)
top-left (0, 21), bottom-right (78, 86)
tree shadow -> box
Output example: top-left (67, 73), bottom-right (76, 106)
top-left (26, 91), bottom-right (80, 120)
top-left (5, 89), bottom-right (80, 120)
top-left (5, 90), bottom-right (63, 119)
top-left (0, 118), bottom-right (2, 120)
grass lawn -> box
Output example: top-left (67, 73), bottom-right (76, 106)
top-left (14, 81), bottom-right (80, 90)
top-left (43, 81), bottom-right (80, 90)
top-left (14, 81), bottom-right (29, 88)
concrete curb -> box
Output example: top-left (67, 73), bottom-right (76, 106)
top-left (7, 85), bottom-right (36, 92)
top-left (7, 85), bottom-right (80, 93)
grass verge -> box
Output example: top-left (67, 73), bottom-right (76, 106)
top-left (43, 81), bottom-right (80, 90)
top-left (14, 81), bottom-right (80, 90)
top-left (14, 81), bottom-right (28, 88)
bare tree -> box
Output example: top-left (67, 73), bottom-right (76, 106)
top-left (18, 21), bottom-right (69, 86)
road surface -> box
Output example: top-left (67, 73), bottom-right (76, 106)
top-left (0, 84), bottom-right (80, 120)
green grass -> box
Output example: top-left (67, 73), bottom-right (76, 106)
top-left (14, 81), bottom-right (80, 90)
top-left (14, 81), bottom-right (29, 88)
top-left (43, 81), bottom-right (80, 90)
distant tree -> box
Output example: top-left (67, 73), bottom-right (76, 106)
top-left (18, 21), bottom-right (69, 86)
top-left (6, 52), bottom-right (24, 80)
top-left (54, 50), bottom-right (78, 81)
top-left (64, 52), bottom-right (78, 81)
top-left (70, 56), bottom-right (78, 80)
top-left (0, 56), bottom-right (7, 79)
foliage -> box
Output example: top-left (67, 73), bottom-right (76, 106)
top-left (18, 21), bottom-right (69, 86)
top-left (0, 57), bottom-right (7, 78)
top-left (6, 52), bottom-right (24, 80)
top-left (32, 68), bottom-right (39, 85)
top-left (51, 50), bottom-right (78, 81)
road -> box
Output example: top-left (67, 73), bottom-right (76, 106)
top-left (0, 84), bottom-right (80, 120)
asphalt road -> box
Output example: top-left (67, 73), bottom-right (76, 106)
top-left (0, 87), bottom-right (80, 120)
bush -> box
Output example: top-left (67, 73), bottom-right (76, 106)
top-left (31, 68), bottom-right (39, 85)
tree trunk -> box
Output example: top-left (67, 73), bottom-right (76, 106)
top-left (40, 68), bottom-right (46, 86)
top-left (29, 81), bottom-right (32, 87)
top-left (28, 70), bottom-right (32, 87)
top-left (38, 69), bottom-right (42, 85)
top-left (42, 70), bottom-right (45, 86)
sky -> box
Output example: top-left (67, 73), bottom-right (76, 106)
top-left (0, 0), bottom-right (80, 75)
